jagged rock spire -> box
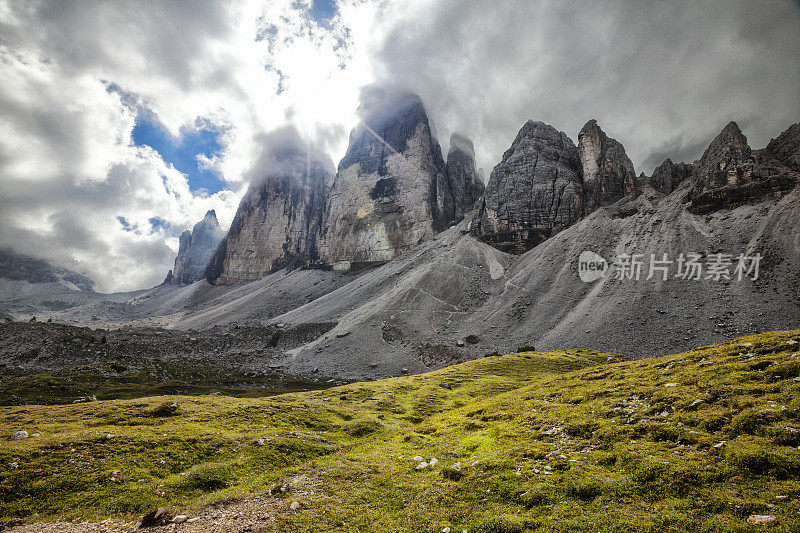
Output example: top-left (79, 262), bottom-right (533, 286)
top-left (577, 119), bottom-right (637, 212)
top-left (168, 209), bottom-right (225, 285)
top-left (471, 120), bottom-right (584, 253)
top-left (317, 87), bottom-right (462, 269)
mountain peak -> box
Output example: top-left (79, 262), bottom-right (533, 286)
top-left (578, 119), bottom-right (637, 212)
top-left (167, 211), bottom-right (226, 285)
top-left (448, 132), bottom-right (474, 157)
top-left (689, 121), bottom-right (797, 212)
top-left (579, 118), bottom-right (600, 133)
top-left (472, 121), bottom-right (582, 253)
top-left (203, 209), bottom-right (218, 224)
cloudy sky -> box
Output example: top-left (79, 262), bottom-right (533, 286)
top-left (0, 0), bottom-right (798, 292)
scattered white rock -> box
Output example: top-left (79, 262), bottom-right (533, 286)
top-left (787, 339), bottom-right (798, 345)
top-left (689, 399), bottom-right (705, 409)
top-left (713, 441), bottom-right (726, 448)
top-left (10, 430), bottom-right (28, 440)
top-left (290, 501), bottom-right (301, 511)
top-left (429, 457), bottom-right (439, 467)
top-left (664, 383), bottom-right (678, 387)
top-left (105, 434), bottom-right (115, 440)
top-left (747, 515), bottom-right (777, 526)
top-left (412, 455), bottom-right (424, 463)
top-left (416, 461), bottom-right (429, 470)
top-left (172, 515), bottom-right (188, 524)
top-left (442, 528), bottom-right (451, 533)
top-left (543, 465), bottom-right (552, 471)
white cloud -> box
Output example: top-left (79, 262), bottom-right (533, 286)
top-left (0, 0), bottom-right (797, 291)
top-left (0, 0), bottom-right (373, 291)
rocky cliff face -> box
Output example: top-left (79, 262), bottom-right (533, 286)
top-left (577, 119), bottom-right (637, 212)
top-left (472, 119), bottom-right (800, 255)
top-left (445, 133), bottom-right (485, 221)
top-left (206, 133), bottom-right (333, 284)
top-left (688, 121), bottom-right (798, 213)
top-left (165, 210), bottom-right (225, 285)
top-left (649, 158), bottom-right (694, 195)
top-left (762, 122), bottom-right (800, 172)
top-left (471, 120), bottom-right (584, 253)
top-left (317, 89), bottom-right (463, 269)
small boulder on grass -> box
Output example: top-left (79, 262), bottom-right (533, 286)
top-left (151, 401), bottom-right (179, 417)
top-left (442, 462), bottom-right (463, 480)
top-left (140, 507), bottom-right (171, 528)
top-left (747, 515), bottom-right (778, 526)
top-left (9, 430), bottom-right (28, 440)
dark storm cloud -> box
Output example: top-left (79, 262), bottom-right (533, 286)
top-left (375, 0), bottom-right (800, 175)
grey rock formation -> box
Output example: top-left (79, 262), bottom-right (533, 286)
top-left (471, 120), bottom-right (584, 254)
top-left (14, 122), bottom-right (800, 382)
top-left (445, 133), bottom-right (485, 221)
top-left (689, 121), bottom-right (798, 213)
top-left (317, 88), bottom-right (461, 270)
top-left (762, 122), bottom-right (800, 172)
top-left (0, 249), bottom-right (95, 291)
top-left (207, 130), bottom-right (333, 284)
top-left (649, 158), bottom-right (693, 195)
top-left (577, 119), bottom-right (637, 211)
top-left (693, 121), bottom-right (756, 192)
top-left (166, 210), bottom-right (225, 285)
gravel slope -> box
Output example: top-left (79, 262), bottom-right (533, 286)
top-left (11, 184), bottom-right (800, 382)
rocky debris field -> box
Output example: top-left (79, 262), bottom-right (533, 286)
top-left (0, 321), bottom-right (341, 405)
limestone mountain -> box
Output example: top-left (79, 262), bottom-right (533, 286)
top-left (648, 158), bottom-right (693, 195)
top-left (316, 88), bottom-right (474, 270)
top-left (164, 210), bottom-right (225, 285)
top-left (688, 121), bottom-right (798, 213)
top-left (40, 123), bottom-right (800, 381)
top-left (577, 119), bottom-right (637, 212)
top-left (762, 122), bottom-right (800, 171)
top-left (0, 249), bottom-right (94, 291)
top-left (444, 133), bottom-right (485, 222)
top-left (471, 118), bottom-right (799, 256)
top-left (471, 120), bottom-right (585, 253)
top-left (206, 131), bottom-right (333, 284)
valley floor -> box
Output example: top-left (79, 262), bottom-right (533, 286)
top-left (2, 331), bottom-right (800, 532)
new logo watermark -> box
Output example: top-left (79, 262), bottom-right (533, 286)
top-left (577, 251), bottom-right (761, 283)
top-left (578, 251), bottom-right (608, 282)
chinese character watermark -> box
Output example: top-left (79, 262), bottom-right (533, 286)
top-left (578, 251), bottom-right (761, 283)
